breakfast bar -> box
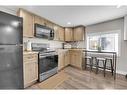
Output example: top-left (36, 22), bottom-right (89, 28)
top-left (84, 50), bottom-right (117, 79)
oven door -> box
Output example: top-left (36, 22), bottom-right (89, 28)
top-left (39, 54), bottom-right (58, 74)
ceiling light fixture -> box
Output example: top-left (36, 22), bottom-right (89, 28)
top-left (67, 22), bottom-right (71, 25)
top-left (116, 5), bottom-right (121, 8)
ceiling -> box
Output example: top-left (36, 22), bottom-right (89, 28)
top-left (5, 6), bottom-right (127, 27)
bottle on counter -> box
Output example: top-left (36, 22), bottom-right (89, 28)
top-left (27, 40), bottom-right (32, 51)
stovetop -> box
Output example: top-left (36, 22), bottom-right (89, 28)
top-left (31, 43), bottom-right (56, 54)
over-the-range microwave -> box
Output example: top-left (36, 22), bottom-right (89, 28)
top-left (34, 24), bottom-right (54, 40)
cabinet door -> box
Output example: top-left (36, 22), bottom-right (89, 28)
top-left (58, 26), bottom-right (65, 41)
top-left (23, 54), bottom-right (38, 88)
top-left (45, 20), bottom-right (53, 29)
top-left (75, 51), bottom-right (83, 68)
top-left (64, 51), bottom-right (70, 66)
top-left (34, 15), bottom-right (46, 26)
top-left (74, 26), bottom-right (84, 41)
top-left (70, 50), bottom-right (83, 69)
top-left (30, 61), bottom-right (38, 82)
top-left (65, 28), bottom-right (73, 41)
top-left (53, 24), bottom-right (59, 40)
top-left (23, 62), bottom-right (32, 88)
top-left (18, 9), bottom-right (34, 37)
top-left (58, 51), bottom-right (65, 70)
top-left (70, 51), bottom-right (76, 66)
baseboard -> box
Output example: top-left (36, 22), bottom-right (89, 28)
top-left (116, 70), bottom-right (127, 75)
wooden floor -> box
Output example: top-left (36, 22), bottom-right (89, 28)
top-left (28, 66), bottom-right (127, 89)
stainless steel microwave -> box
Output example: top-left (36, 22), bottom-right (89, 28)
top-left (34, 24), bottom-right (54, 40)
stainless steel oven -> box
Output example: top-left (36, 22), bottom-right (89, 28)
top-left (31, 43), bottom-right (58, 82)
top-left (39, 51), bottom-right (58, 82)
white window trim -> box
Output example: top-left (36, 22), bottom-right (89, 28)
top-left (86, 30), bottom-right (121, 56)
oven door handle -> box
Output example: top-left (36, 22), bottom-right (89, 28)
top-left (39, 55), bottom-right (54, 58)
top-left (39, 56), bottom-right (47, 58)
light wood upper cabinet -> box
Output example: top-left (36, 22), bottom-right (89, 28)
top-left (53, 25), bottom-right (65, 41)
top-left (58, 26), bottom-right (65, 41)
top-left (45, 20), bottom-right (53, 29)
top-left (64, 28), bottom-right (73, 41)
top-left (73, 26), bottom-right (85, 41)
top-left (53, 24), bottom-right (59, 40)
top-left (23, 53), bottom-right (38, 88)
top-left (34, 15), bottom-right (45, 26)
top-left (17, 9), bottom-right (34, 37)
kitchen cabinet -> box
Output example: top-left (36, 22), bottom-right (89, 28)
top-left (64, 51), bottom-right (70, 66)
top-left (69, 50), bottom-right (83, 69)
top-left (58, 49), bottom-right (69, 70)
top-left (58, 26), bottom-right (65, 41)
top-left (64, 28), bottom-right (73, 41)
top-left (45, 20), bottom-right (54, 29)
top-left (58, 50), bottom-right (65, 70)
top-left (58, 49), bottom-right (83, 70)
top-left (53, 25), bottom-right (65, 41)
top-left (34, 15), bottom-right (45, 26)
top-left (53, 24), bottom-right (59, 40)
top-left (17, 9), bottom-right (34, 37)
top-left (23, 52), bottom-right (38, 88)
top-left (73, 26), bottom-right (85, 41)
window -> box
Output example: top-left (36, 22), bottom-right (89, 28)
top-left (87, 31), bottom-right (119, 53)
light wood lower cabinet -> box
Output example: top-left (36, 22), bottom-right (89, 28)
top-left (64, 51), bottom-right (70, 66)
top-left (58, 49), bottom-right (69, 70)
top-left (23, 53), bottom-right (38, 88)
top-left (69, 50), bottom-right (83, 69)
top-left (58, 49), bottom-right (83, 70)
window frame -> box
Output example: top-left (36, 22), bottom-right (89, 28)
top-left (86, 30), bottom-right (120, 55)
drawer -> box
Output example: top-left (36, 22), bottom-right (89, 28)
top-left (23, 54), bottom-right (38, 62)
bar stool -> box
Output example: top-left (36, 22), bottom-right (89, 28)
top-left (95, 57), bottom-right (106, 74)
top-left (104, 58), bottom-right (114, 77)
top-left (85, 56), bottom-right (93, 71)
top-left (95, 57), bottom-right (114, 77)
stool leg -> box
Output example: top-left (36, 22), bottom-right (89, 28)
top-left (96, 59), bottom-right (99, 74)
top-left (104, 59), bottom-right (107, 77)
top-left (85, 58), bottom-right (87, 69)
top-left (110, 59), bottom-right (114, 76)
top-left (90, 58), bottom-right (93, 72)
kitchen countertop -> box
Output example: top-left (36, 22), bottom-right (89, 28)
top-left (23, 51), bottom-right (39, 55)
top-left (58, 48), bottom-right (86, 50)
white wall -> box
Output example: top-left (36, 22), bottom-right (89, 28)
top-left (86, 18), bottom-right (127, 75)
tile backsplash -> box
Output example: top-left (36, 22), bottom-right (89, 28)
top-left (23, 37), bottom-right (86, 50)
top-left (23, 37), bottom-right (63, 49)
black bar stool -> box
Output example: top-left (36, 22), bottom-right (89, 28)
top-left (104, 58), bottom-right (114, 77)
top-left (95, 57), bottom-right (106, 74)
top-left (95, 57), bottom-right (114, 77)
top-left (85, 56), bottom-right (93, 71)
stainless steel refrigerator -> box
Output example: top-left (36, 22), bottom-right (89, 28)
top-left (0, 11), bottom-right (23, 89)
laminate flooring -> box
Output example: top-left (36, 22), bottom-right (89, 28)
top-left (28, 66), bottom-right (127, 89)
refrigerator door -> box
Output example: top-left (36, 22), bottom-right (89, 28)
top-left (0, 45), bottom-right (23, 89)
top-left (0, 11), bottom-right (23, 45)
